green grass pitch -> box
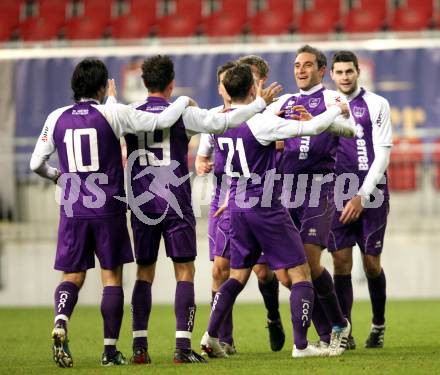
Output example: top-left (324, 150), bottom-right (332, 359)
top-left (1, 300), bottom-right (439, 374)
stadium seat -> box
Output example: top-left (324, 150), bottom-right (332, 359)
top-left (156, 0), bottom-right (202, 37)
top-left (298, 0), bottom-right (341, 34)
top-left (0, 1), bottom-right (20, 41)
top-left (390, 0), bottom-right (434, 31)
top-left (202, 0), bottom-right (248, 37)
top-left (342, 0), bottom-right (387, 33)
top-left (111, 0), bottom-right (156, 39)
top-left (249, 0), bottom-right (296, 36)
top-left (20, 0), bottom-right (69, 41)
top-left (387, 138), bottom-right (423, 192)
top-left (65, 0), bottom-right (112, 40)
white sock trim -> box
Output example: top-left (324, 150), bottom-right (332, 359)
top-left (133, 330), bottom-right (148, 338)
top-left (176, 331), bottom-right (192, 339)
top-left (54, 314), bottom-right (69, 324)
top-left (104, 338), bottom-right (118, 346)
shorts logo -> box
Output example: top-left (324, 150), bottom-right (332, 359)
top-left (353, 106), bottom-right (366, 118)
top-left (308, 98), bottom-right (321, 108)
top-left (374, 240), bottom-right (382, 248)
top-left (301, 299), bottom-right (311, 327)
top-left (308, 228), bottom-right (317, 237)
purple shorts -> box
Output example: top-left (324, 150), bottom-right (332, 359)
top-left (213, 208), bottom-right (267, 264)
top-left (55, 214), bottom-right (133, 272)
top-left (288, 185), bottom-right (335, 249)
top-left (208, 204), bottom-right (219, 261)
top-left (328, 200), bottom-right (389, 256)
top-left (229, 206), bottom-right (306, 270)
top-left (131, 212), bottom-right (197, 264)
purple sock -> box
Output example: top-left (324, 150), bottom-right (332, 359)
top-left (334, 274), bottom-right (353, 324)
top-left (291, 281), bottom-right (314, 350)
top-left (367, 269), bottom-right (386, 326)
top-left (101, 286), bottom-right (124, 357)
top-left (208, 278), bottom-right (244, 338)
top-left (258, 274), bottom-right (280, 321)
top-left (312, 294), bottom-right (331, 343)
top-left (313, 268), bottom-right (346, 327)
top-left (54, 281), bottom-right (79, 332)
top-left (131, 280), bottom-right (152, 349)
top-left (175, 281), bottom-right (196, 350)
top-left (218, 306), bottom-right (234, 345)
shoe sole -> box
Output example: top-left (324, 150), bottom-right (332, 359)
top-left (52, 330), bottom-right (73, 368)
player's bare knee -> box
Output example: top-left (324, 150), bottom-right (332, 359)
top-left (275, 269), bottom-right (291, 289)
top-left (288, 263), bottom-right (312, 284)
top-left (174, 261), bottom-right (195, 282)
top-left (332, 252), bottom-right (353, 275)
top-left (252, 264), bottom-right (273, 283)
top-left (63, 271), bottom-right (86, 288)
top-left (230, 268), bottom-right (251, 285)
top-left (137, 264), bottom-right (156, 283)
top-left (363, 255), bottom-right (381, 278)
top-left (101, 267), bottom-right (123, 287)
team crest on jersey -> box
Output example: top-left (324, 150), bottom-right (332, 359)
top-left (308, 98), bottom-right (321, 108)
top-left (353, 106), bottom-right (366, 118)
top-left (355, 124), bottom-right (364, 138)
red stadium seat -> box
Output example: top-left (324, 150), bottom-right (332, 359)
top-left (20, 0), bottom-right (69, 41)
top-left (342, 0), bottom-right (387, 33)
top-left (387, 138), bottom-right (423, 192)
top-left (202, 0), bottom-right (248, 36)
top-left (390, 0), bottom-right (434, 31)
top-left (111, 0), bottom-right (156, 39)
top-left (298, 0), bottom-right (341, 34)
top-left (0, 2), bottom-right (20, 41)
top-left (249, 0), bottom-right (296, 36)
top-left (157, 0), bottom-right (202, 37)
top-left (65, 0), bottom-right (112, 40)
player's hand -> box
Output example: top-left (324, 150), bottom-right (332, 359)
top-left (214, 203), bottom-right (228, 218)
top-left (187, 97), bottom-right (199, 107)
top-left (275, 141), bottom-right (285, 152)
top-left (340, 195), bottom-right (364, 224)
top-left (258, 80), bottom-right (283, 105)
top-left (332, 102), bottom-right (350, 118)
top-left (290, 105), bottom-right (313, 121)
top-left (107, 79), bottom-right (117, 98)
top-left (195, 155), bottom-right (213, 176)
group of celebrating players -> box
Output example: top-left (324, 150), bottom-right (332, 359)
top-left (30, 43), bottom-right (392, 367)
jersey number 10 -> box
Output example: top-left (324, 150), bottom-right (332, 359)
top-left (63, 128), bottom-right (99, 172)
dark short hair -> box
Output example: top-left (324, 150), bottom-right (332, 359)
top-left (223, 63), bottom-right (254, 101)
top-left (216, 61), bottom-right (236, 84)
top-left (331, 50), bottom-right (360, 72)
top-left (296, 45), bottom-right (327, 69)
top-left (71, 59), bottom-right (108, 102)
top-left (237, 55), bottom-right (269, 79)
top-left (141, 55), bottom-right (175, 92)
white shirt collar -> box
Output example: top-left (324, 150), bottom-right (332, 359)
top-left (299, 83), bottom-right (323, 95)
top-left (79, 98), bottom-right (100, 104)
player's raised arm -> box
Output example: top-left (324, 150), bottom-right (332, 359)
top-left (100, 95), bottom-right (189, 137)
top-left (252, 103), bottom-right (347, 145)
top-left (328, 115), bottom-right (356, 138)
